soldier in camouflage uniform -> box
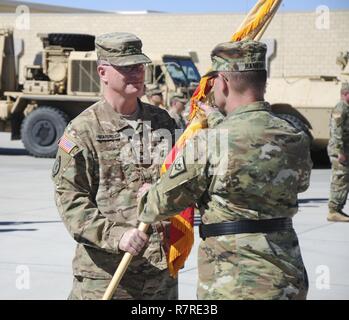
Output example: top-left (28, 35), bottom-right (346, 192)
top-left (145, 84), bottom-right (166, 109)
top-left (327, 82), bottom-right (349, 222)
top-left (135, 40), bottom-right (312, 299)
top-left (52, 32), bottom-right (178, 300)
top-left (168, 93), bottom-right (188, 130)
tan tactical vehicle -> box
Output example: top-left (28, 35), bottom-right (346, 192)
top-left (144, 54), bottom-right (200, 106)
top-left (266, 52), bottom-right (349, 151)
top-left (0, 29), bottom-right (200, 157)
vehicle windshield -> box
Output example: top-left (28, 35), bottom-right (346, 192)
top-left (163, 56), bottom-right (201, 86)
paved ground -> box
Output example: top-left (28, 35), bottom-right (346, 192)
top-left (0, 132), bottom-right (348, 300)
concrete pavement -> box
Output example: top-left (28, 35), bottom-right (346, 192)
top-left (0, 132), bottom-right (348, 300)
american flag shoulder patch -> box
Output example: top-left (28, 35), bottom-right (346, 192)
top-left (58, 135), bottom-right (77, 154)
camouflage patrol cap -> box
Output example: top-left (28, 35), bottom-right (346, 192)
top-left (341, 81), bottom-right (349, 92)
top-left (171, 92), bottom-right (187, 104)
top-left (95, 32), bottom-right (151, 66)
top-left (146, 84), bottom-right (162, 96)
top-left (204, 40), bottom-right (267, 77)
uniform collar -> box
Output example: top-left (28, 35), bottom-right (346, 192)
top-left (98, 98), bottom-right (145, 132)
top-left (226, 101), bottom-right (271, 118)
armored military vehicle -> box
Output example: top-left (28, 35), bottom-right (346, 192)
top-left (0, 29), bottom-right (200, 158)
top-left (266, 52), bottom-right (349, 152)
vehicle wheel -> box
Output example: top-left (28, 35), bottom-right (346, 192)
top-left (21, 106), bottom-right (69, 158)
top-left (277, 113), bottom-right (313, 140)
top-left (47, 33), bottom-right (95, 51)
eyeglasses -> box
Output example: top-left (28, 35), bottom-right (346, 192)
top-left (112, 63), bottom-right (146, 73)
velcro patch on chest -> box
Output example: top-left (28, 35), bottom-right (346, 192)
top-left (169, 156), bottom-right (186, 178)
top-left (58, 135), bottom-right (77, 154)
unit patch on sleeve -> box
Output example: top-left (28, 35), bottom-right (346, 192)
top-left (169, 156), bottom-right (187, 178)
top-left (52, 155), bottom-right (61, 177)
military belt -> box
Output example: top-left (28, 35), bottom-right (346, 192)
top-left (199, 217), bottom-right (293, 240)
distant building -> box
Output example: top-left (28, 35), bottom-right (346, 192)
top-left (0, 4), bottom-right (348, 81)
top-left (115, 11), bottom-right (164, 14)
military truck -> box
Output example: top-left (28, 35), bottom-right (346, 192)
top-left (144, 54), bottom-right (200, 105)
top-left (266, 52), bottom-right (349, 152)
top-left (0, 29), bottom-right (200, 158)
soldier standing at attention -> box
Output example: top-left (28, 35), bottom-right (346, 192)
top-left (327, 82), bottom-right (349, 222)
top-left (52, 32), bottom-right (178, 300)
top-left (135, 40), bottom-right (313, 299)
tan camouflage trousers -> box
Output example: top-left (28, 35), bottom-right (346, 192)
top-left (68, 270), bottom-right (178, 300)
top-left (329, 158), bottom-right (349, 211)
top-left (197, 232), bottom-right (308, 300)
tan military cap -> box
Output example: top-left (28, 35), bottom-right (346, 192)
top-left (171, 92), bottom-right (187, 104)
top-left (95, 32), bottom-right (151, 66)
top-left (146, 84), bottom-right (162, 96)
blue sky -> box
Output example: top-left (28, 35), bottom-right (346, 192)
top-left (21, 0), bottom-right (349, 13)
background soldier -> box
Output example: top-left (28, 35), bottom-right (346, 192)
top-left (52, 32), bottom-right (178, 300)
top-left (168, 93), bottom-right (188, 130)
top-left (135, 40), bottom-right (312, 299)
top-left (145, 84), bottom-right (166, 109)
top-left (327, 82), bottom-right (349, 222)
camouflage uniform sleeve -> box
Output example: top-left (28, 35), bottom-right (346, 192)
top-left (52, 129), bottom-right (125, 254)
top-left (330, 102), bottom-right (346, 155)
top-left (138, 131), bottom-right (211, 223)
top-left (207, 110), bottom-right (225, 128)
top-left (297, 134), bottom-right (313, 193)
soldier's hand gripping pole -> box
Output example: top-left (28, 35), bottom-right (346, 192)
top-left (102, 222), bottom-right (149, 300)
